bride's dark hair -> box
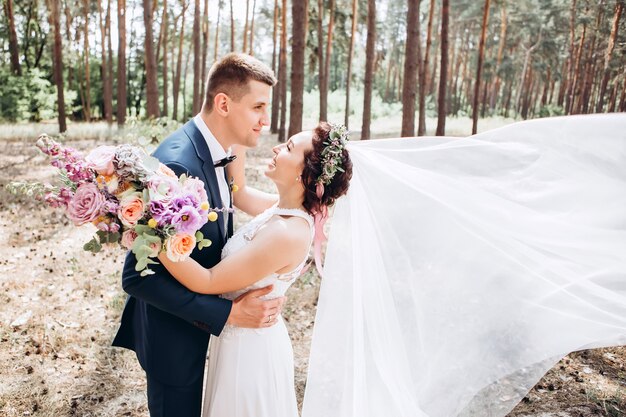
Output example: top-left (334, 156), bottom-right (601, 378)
top-left (301, 122), bottom-right (353, 215)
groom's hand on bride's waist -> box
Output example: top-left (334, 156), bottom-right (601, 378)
top-left (227, 285), bottom-right (285, 328)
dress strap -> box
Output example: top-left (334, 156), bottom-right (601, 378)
top-left (243, 205), bottom-right (314, 242)
top-left (273, 206), bottom-right (315, 231)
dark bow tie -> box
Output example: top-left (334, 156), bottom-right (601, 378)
top-left (213, 155), bottom-right (237, 168)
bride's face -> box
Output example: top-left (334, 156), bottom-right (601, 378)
top-left (265, 131), bottom-right (313, 187)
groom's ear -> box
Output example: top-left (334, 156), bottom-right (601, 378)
top-left (213, 93), bottom-right (230, 116)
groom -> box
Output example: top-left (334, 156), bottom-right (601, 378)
top-left (113, 53), bottom-right (282, 416)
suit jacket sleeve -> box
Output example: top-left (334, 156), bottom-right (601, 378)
top-left (121, 161), bottom-right (232, 337)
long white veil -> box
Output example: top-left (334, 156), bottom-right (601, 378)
top-left (301, 114), bottom-right (626, 417)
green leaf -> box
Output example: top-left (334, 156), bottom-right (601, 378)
top-left (140, 268), bottom-right (155, 277)
top-left (197, 239), bottom-right (212, 250)
top-left (83, 237), bottom-right (102, 253)
top-left (96, 230), bottom-right (121, 244)
top-left (195, 231), bottom-right (204, 241)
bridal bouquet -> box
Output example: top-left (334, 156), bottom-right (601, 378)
top-left (11, 135), bottom-right (217, 276)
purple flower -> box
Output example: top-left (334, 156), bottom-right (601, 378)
top-left (171, 194), bottom-right (200, 211)
top-left (149, 199), bottom-right (174, 225)
top-left (104, 200), bottom-right (120, 214)
top-left (171, 206), bottom-right (204, 234)
top-left (67, 183), bottom-right (107, 226)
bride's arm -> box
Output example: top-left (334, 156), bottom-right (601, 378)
top-left (227, 145), bottom-right (278, 216)
top-left (158, 219), bottom-right (309, 294)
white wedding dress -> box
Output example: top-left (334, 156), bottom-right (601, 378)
top-left (201, 205), bottom-right (314, 417)
top-left (303, 114), bottom-right (626, 417)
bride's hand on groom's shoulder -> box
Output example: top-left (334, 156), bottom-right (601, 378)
top-left (227, 285), bottom-right (285, 328)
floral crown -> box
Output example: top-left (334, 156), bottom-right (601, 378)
top-left (317, 123), bottom-right (349, 186)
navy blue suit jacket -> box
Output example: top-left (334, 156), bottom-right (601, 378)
top-left (112, 120), bottom-right (232, 386)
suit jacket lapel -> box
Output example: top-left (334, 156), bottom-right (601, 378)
top-left (183, 121), bottom-right (227, 242)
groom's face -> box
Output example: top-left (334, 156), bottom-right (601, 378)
top-left (225, 80), bottom-right (272, 148)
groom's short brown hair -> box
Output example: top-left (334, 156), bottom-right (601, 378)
top-left (204, 53), bottom-right (276, 112)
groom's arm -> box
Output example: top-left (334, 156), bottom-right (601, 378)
top-left (121, 251), bottom-right (232, 336)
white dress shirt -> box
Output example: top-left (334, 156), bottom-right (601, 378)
top-left (193, 114), bottom-right (231, 228)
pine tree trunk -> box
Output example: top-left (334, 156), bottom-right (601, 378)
top-left (83, 0), bottom-right (91, 121)
top-left (429, 39), bottom-right (439, 96)
top-left (620, 75), bottom-right (626, 111)
top-left (248, 0), bottom-right (256, 54)
top-left (447, 24), bottom-right (458, 111)
top-left (541, 67), bottom-right (551, 106)
top-left (144, 0), bottom-right (160, 118)
top-left (323, 0), bottom-right (335, 109)
top-left (561, 0), bottom-right (577, 108)
top-left (278, 0), bottom-right (288, 142)
top-left (549, 75), bottom-right (557, 105)
top-left (490, 3), bottom-right (506, 110)
top-left (516, 30), bottom-right (542, 114)
top-left (200, 0), bottom-right (208, 104)
top-left (98, 0), bottom-right (113, 123)
top-left (607, 75), bottom-right (619, 112)
top-left (230, 0), bottom-right (235, 52)
top-left (344, 0), bottom-right (358, 128)
top-left (4, 0), bottom-right (21, 75)
top-left (106, 0), bottom-right (114, 123)
top-left (317, 0), bottom-right (326, 122)
top-left (182, 39), bottom-right (192, 119)
top-left (435, 0), bottom-right (449, 136)
top-left (579, 1), bottom-right (604, 114)
top-left (162, 0), bottom-right (170, 116)
top-left (288, 0), bottom-right (307, 137)
top-left (117, 0), bottom-right (127, 125)
top-left (192, 0), bottom-right (202, 114)
top-left (361, 0), bottom-right (376, 140)
top-left (214, 4), bottom-right (220, 60)
top-left (418, 0), bottom-right (436, 134)
top-left (597, 0), bottom-right (623, 112)
top-left (384, 42), bottom-right (396, 102)
top-left (568, 10), bottom-right (587, 114)
top-left (401, 0), bottom-right (422, 137)
top-left (243, 0), bottom-right (250, 52)
top-left (472, 0), bottom-right (491, 134)
top-left (46, 0), bottom-right (67, 132)
top-left (173, 2), bottom-right (188, 120)
top-left (270, 0), bottom-right (280, 132)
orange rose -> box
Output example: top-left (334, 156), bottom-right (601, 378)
top-left (118, 193), bottom-right (145, 227)
top-left (165, 233), bottom-right (196, 262)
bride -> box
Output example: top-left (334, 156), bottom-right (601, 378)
top-left (161, 114), bottom-right (626, 417)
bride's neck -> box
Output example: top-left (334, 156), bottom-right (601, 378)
top-left (276, 185), bottom-right (305, 210)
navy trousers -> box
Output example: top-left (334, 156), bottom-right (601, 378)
top-left (146, 373), bottom-right (203, 417)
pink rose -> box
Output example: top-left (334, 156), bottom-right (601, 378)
top-left (165, 233), bottom-right (196, 262)
top-left (67, 183), bottom-right (107, 225)
top-left (86, 146), bottom-right (117, 176)
top-left (121, 229), bottom-right (138, 249)
top-left (183, 177), bottom-right (208, 203)
top-left (158, 164), bottom-right (177, 178)
top-left (118, 192), bottom-right (145, 227)
top-left (149, 240), bottom-right (162, 257)
top-left (148, 174), bottom-right (179, 199)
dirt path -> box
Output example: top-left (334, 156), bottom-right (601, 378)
top-left (0, 131), bottom-right (623, 416)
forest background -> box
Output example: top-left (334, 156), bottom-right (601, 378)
top-left (1, 0), bottom-right (625, 137)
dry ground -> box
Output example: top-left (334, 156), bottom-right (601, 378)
top-left (0, 121), bottom-right (624, 416)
